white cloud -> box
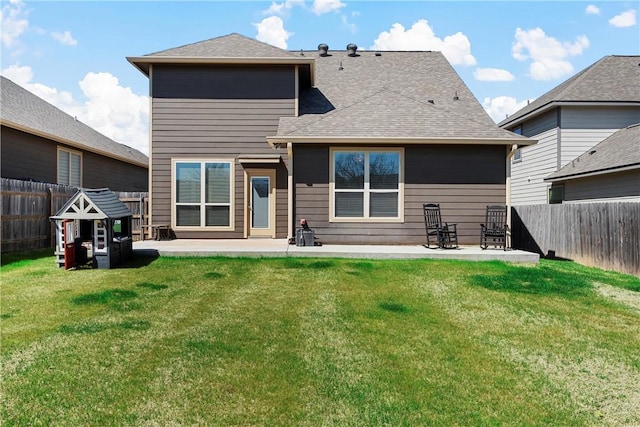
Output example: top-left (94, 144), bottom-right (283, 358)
top-left (586, 5), bottom-right (600, 15)
top-left (1, 65), bottom-right (150, 155)
top-left (78, 72), bottom-right (150, 155)
top-left (264, 0), bottom-right (304, 16)
top-left (474, 68), bottom-right (515, 82)
top-left (341, 13), bottom-right (357, 33)
top-left (1, 0), bottom-right (29, 48)
top-left (512, 27), bottom-right (589, 81)
top-left (254, 16), bottom-right (292, 49)
top-left (371, 20), bottom-right (476, 66)
top-left (482, 96), bottom-right (532, 123)
top-left (312, 0), bottom-right (346, 15)
top-left (51, 30), bottom-right (77, 46)
top-left (609, 9), bottom-right (637, 28)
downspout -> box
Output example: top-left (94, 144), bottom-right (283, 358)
top-left (506, 144), bottom-right (517, 233)
top-left (147, 65), bottom-right (154, 237)
top-left (287, 142), bottom-right (294, 241)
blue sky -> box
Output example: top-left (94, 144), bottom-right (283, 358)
top-left (1, 0), bottom-right (638, 155)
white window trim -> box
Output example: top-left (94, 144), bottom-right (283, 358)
top-left (57, 146), bottom-right (83, 187)
top-left (329, 147), bottom-right (404, 223)
top-left (171, 159), bottom-right (235, 231)
top-left (513, 148), bottom-right (523, 163)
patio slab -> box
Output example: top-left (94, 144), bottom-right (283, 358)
top-left (133, 239), bottom-right (540, 263)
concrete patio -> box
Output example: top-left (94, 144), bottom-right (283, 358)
top-left (134, 239), bottom-right (540, 263)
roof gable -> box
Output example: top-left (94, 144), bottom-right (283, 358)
top-left (500, 55), bottom-right (640, 127)
top-left (0, 76), bottom-right (148, 167)
top-left (546, 123), bottom-right (640, 181)
top-left (146, 33), bottom-right (299, 59)
top-left (52, 188), bottom-right (132, 220)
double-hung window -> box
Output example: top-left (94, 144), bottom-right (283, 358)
top-left (58, 147), bottom-right (82, 186)
top-left (174, 160), bottom-right (234, 229)
top-left (331, 149), bottom-right (403, 221)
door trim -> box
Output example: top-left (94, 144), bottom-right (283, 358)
top-left (244, 168), bottom-right (276, 238)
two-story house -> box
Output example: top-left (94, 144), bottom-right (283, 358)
top-left (128, 33), bottom-right (531, 244)
top-left (1, 76), bottom-right (148, 192)
top-left (499, 55), bottom-right (640, 205)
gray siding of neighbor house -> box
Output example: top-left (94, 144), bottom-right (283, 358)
top-left (510, 106), bottom-right (640, 206)
top-left (294, 145), bottom-right (507, 245)
top-left (510, 110), bottom-right (559, 205)
top-left (562, 170), bottom-right (640, 202)
top-left (559, 106), bottom-right (640, 168)
top-left (150, 65), bottom-right (295, 238)
top-left (1, 126), bottom-right (148, 191)
top-left (1, 126), bottom-right (57, 183)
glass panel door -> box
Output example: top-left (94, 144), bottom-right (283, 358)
top-left (246, 169), bottom-right (276, 238)
top-left (251, 177), bottom-right (270, 229)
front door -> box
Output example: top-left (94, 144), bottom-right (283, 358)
top-left (246, 169), bottom-right (276, 237)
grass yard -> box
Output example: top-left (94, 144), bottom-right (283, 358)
top-left (1, 252), bottom-right (639, 426)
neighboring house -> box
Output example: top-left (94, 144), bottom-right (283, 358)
top-left (127, 33), bottom-right (531, 245)
top-left (499, 55), bottom-right (640, 205)
top-left (1, 76), bottom-right (148, 192)
top-left (544, 123), bottom-right (640, 203)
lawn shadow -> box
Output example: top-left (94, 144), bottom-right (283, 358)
top-left (121, 250), bottom-right (160, 268)
top-left (471, 265), bottom-right (593, 298)
top-left (0, 248), bottom-right (53, 267)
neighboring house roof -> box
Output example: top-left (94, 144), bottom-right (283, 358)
top-left (127, 33), bottom-right (315, 82)
top-left (500, 55), bottom-right (640, 128)
top-left (270, 49), bottom-right (530, 145)
top-left (545, 123), bottom-right (640, 182)
top-left (0, 76), bottom-right (148, 167)
top-left (51, 188), bottom-right (132, 220)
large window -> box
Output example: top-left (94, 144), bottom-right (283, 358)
top-left (331, 149), bottom-right (403, 221)
top-left (174, 160), bottom-right (233, 229)
top-left (58, 148), bottom-right (82, 186)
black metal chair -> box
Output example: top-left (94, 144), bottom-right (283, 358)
top-left (480, 205), bottom-right (509, 250)
top-left (423, 203), bottom-right (458, 249)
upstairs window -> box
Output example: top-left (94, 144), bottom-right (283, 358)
top-left (58, 148), bottom-right (82, 186)
top-left (512, 126), bottom-right (523, 163)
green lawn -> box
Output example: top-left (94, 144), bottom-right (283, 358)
top-left (1, 253), bottom-right (639, 426)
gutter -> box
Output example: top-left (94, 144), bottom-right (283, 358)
top-left (267, 135), bottom-right (536, 148)
top-left (544, 163), bottom-right (640, 182)
top-left (499, 101), bottom-right (640, 129)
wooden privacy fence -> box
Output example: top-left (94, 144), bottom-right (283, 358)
top-left (512, 203), bottom-right (640, 276)
top-left (1, 178), bottom-right (149, 253)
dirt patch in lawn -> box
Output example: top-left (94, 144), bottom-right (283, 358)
top-left (594, 282), bottom-right (640, 312)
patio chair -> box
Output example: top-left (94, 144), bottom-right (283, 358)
top-left (423, 203), bottom-right (458, 249)
top-left (480, 205), bottom-right (509, 250)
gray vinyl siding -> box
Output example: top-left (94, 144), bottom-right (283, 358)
top-left (562, 170), bottom-right (640, 202)
top-left (82, 152), bottom-right (148, 192)
top-left (1, 126), bottom-right (148, 191)
top-left (1, 126), bottom-right (57, 183)
top-left (511, 128), bottom-right (559, 205)
top-left (559, 106), bottom-right (640, 168)
top-left (519, 109), bottom-right (558, 137)
top-left (294, 145), bottom-right (506, 245)
top-left (150, 65), bottom-right (296, 238)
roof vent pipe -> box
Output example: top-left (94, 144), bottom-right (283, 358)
top-left (347, 43), bottom-right (358, 57)
top-left (318, 43), bottom-right (329, 56)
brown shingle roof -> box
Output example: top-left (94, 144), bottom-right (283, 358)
top-left (545, 123), bottom-right (640, 181)
top-left (275, 50), bottom-right (527, 142)
top-left (0, 76), bottom-right (148, 166)
top-left (500, 55), bottom-right (640, 128)
top-left (146, 33), bottom-right (300, 58)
